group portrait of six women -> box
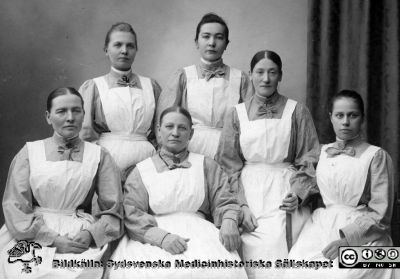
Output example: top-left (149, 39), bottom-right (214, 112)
top-left (0, 12), bottom-right (396, 279)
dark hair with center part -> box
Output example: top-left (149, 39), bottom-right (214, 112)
top-left (159, 106), bottom-right (193, 127)
top-left (47, 87), bottom-right (84, 112)
top-left (250, 50), bottom-right (282, 73)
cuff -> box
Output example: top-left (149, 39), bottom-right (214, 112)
top-left (222, 209), bottom-right (239, 225)
top-left (144, 227), bottom-right (170, 247)
top-left (291, 183), bottom-right (310, 206)
top-left (339, 223), bottom-right (363, 246)
top-left (86, 223), bottom-right (105, 248)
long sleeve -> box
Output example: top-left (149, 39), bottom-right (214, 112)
top-left (239, 72), bottom-right (253, 102)
top-left (148, 79), bottom-right (162, 147)
top-left (155, 69), bottom-right (186, 131)
top-left (203, 157), bottom-right (240, 227)
top-left (85, 148), bottom-right (124, 247)
top-left (79, 79), bottom-right (109, 142)
top-left (123, 168), bottom-right (169, 247)
top-left (288, 104), bottom-right (320, 204)
top-left (215, 107), bottom-right (248, 206)
top-left (2, 145), bottom-right (59, 246)
top-left (340, 149), bottom-right (394, 246)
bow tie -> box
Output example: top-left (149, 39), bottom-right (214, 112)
top-left (57, 144), bottom-right (80, 161)
top-left (116, 76), bottom-right (137, 87)
top-left (167, 161), bottom-right (192, 170)
top-left (325, 145), bottom-right (356, 158)
top-left (203, 69), bottom-right (225, 81)
top-left (256, 104), bottom-right (278, 117)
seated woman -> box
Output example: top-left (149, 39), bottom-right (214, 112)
top-left (0, 87), bottom-right (123, 279)
top-left (216, 50), bottom-right (319, 279)
top-left (285, 90), bottom-right (395, 279)
top-left (109, 106), bottom-right (247, 279)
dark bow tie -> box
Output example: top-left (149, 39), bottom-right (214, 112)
top-left (203, 69), bottom-right (225, 81)
top-left (117, 75), bottom-right (137, 87)
top-left (57, 144), bottom-right (79, 161)
top-left (325, 144), bottom-right (356, 158)
top-left (167, 161), bottom-right (192, 170)
top-left (256, 104), bottom-right (278, 117)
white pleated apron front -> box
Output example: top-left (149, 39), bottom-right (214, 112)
top-left (110, 153), bottom-right (247, 279)
top-left (236, 100), bottom-right (310, 279)
top-left (94, 75), bottom-right (156, 171)
top-left (285, 144), bottom-right (395, 279)
top-left (185, 65), bottom-right (241, 158)
top-left (0, 140), bottom-right (107, 279)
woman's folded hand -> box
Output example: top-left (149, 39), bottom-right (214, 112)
top-left (161, 233), bottom-right (190, 255)
top-left (219, 218), bottom-right (241, 251)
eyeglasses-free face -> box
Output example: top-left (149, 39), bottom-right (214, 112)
top-left (196, 23), bottom-right (228, 63)
top-left (46, 94), bottom-right (84, 139)
top-left (105, 31), bottom-right (137, 71)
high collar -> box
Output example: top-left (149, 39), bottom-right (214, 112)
top-left (159, 147), bottom-right (189, 164)
top-left (254, 91), bottom-right (281, 106)
top-left (109, 67), bottom-right (133, 79)
top-left (52, 132), bottom-right (81, 148)
top-left (199, 58), bottom-right (224, 71)
top-left (335, 134), bottom-right (363, 148)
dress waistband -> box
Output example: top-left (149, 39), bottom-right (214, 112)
top-left (34, 207), bottom-right (95, 223)
top-left (244, 162), bottom-right (292, 169)
top-left (99, 132), bottom-right (147, 142)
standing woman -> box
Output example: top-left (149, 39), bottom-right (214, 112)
top-left (216, 50), bottom-right (320, 278)
top-left (156, 13), bottom-right (252, 159)
top-left (0, 88), bottom-right (123, 278)
top-left (80, 22), bottom-right (161, 178)
top-left (285, 90), bottom-right (396, 279)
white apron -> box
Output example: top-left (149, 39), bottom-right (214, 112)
top-left (94, 75), bottom-right (156, 171)
top-left (185, 65), bottom-right (241, 158)
top-left (236, 100), bottom-right (310, 279)
top-left (0, 140), bottom-right (107, 279)
top-left (285, 144), bottom-right (396, 279)
top-left (109, 153), bottom-right (247, 279)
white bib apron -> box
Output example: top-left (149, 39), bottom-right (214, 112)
top-left (94, 75), bottom-right (156, 171)
top-left (236, 100), bottom-right (310, 279)
top-left (185, 65), bottom-right (241, 158)
top-left (110, 153), bottom-right (247, 279)
top-left (285, 145), bottom-right (395, 279)
top-left (0, 140), bottom-right (107, 279)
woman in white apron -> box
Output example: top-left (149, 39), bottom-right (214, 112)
top-left (79, 22), bottom-right (161, 179)
top-left (0, 88), bottom-right (123, 278)
top-left (285, 90), bottom-right (396, 279)
top-left (109, 106), bottom-right (247, 279)
top-left (216, 50), bottom-right (320, 279)
top-left (156, 13), bottom-right (252, 159)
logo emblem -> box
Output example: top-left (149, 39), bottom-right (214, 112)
top-left (361, 249), bottom-right (373, 260)
top-left (7, 240), bottom-right (42, 273)
top-left (374, 248), bottom-right (386, 260)
top-left (387, 249), bottom-right (399, 260)
top-left (341, 249), bottom-right (358, 266)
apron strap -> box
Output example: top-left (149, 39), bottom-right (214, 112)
top-left (235, 103), bottom-right (249, 123)
top-left (184, 65), bottom-right (198, 81)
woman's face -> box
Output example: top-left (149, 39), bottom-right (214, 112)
top-left (46, 94), bottom-right (84, 139)
top-left (158, 112), bottom-right (193, 154)
top-left (105, 31), bottom-right (137, 71)
top-left (251, 58), bottom-right (282, 98)
top-left (330, 97), bottom-right (363, 141)
top-left (196, 23), bottom-right (228, 62)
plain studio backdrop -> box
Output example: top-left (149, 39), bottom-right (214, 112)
top-left (0, 0), bottom-right (308, 225)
